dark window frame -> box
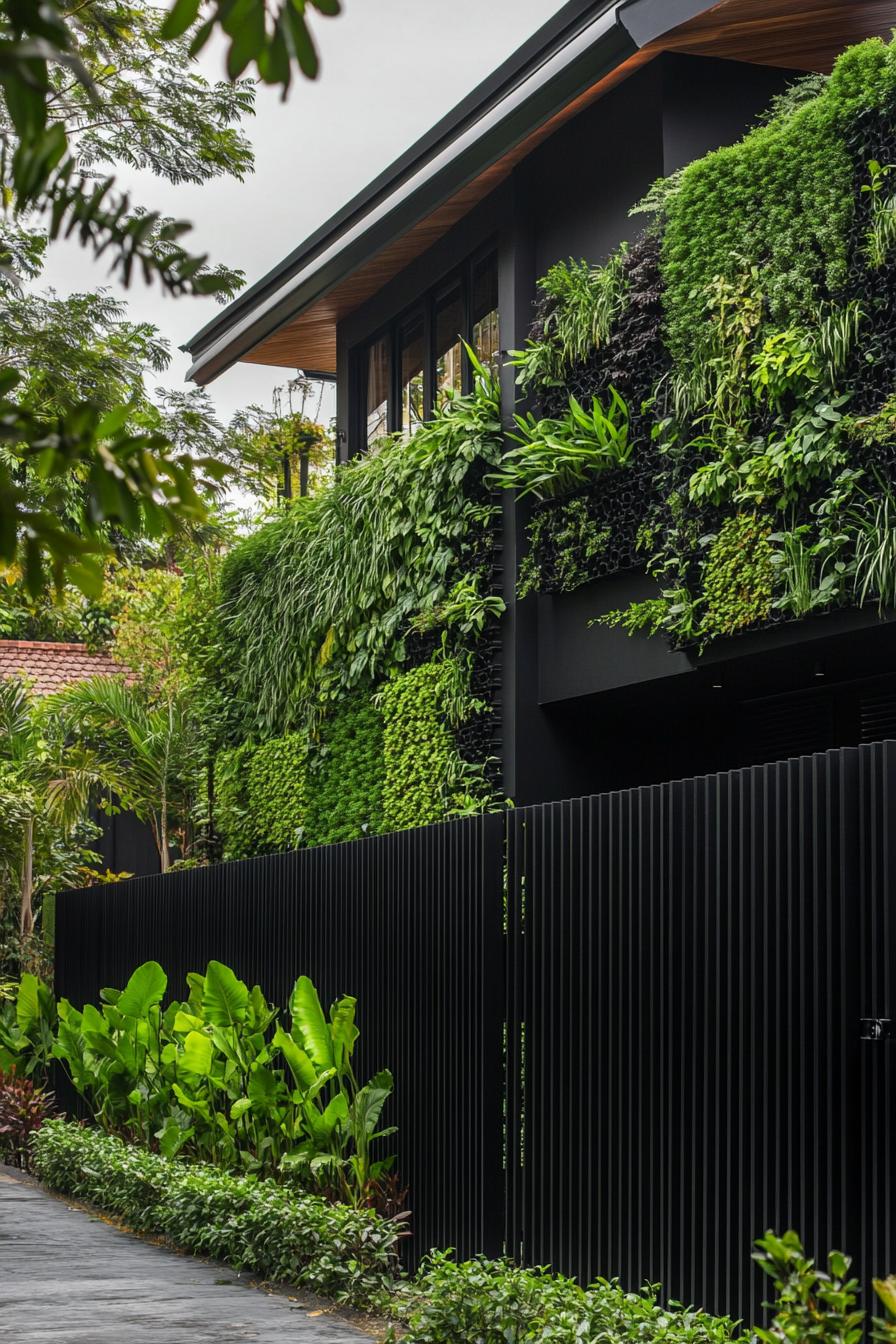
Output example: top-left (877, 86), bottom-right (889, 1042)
top-left (351, 242), bottom-right (498, 455)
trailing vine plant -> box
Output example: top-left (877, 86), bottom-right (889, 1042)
top-left (210, 353), bottom-right (505, 856)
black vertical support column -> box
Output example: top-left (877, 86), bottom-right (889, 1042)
top-left (498, 170), bottom-right (535, 806)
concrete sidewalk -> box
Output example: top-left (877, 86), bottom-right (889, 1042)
top-left (0, 1170), bottom-right (372, 1342)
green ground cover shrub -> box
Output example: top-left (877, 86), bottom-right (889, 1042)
top-left (215, 734), bottom-right (307, 858)
top-left (378, 658), bottom-right (469, 832)
top-left (33, 1120), bottom-right (403, 1306)
top-left (391, 1252), bottom-right (739, 1344)
top-left (304, 692), bottom-right (384, 846)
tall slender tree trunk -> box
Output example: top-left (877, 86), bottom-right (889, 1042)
top-left (159, 787), bottom-right (169, 873)
top-left (20, 816), bottom-right (34, 939)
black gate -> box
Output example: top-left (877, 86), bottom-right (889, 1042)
top-left (56, 745), bottom-right (896, 1317)
top-left (505, 743), bottom-right (896, 1320)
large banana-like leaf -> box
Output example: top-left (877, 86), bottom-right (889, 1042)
top-left (15, 974), bottom-right (49, 1037)
top-left (273, 1026), bottom-right (319, 1091)
top-left (290, 975), bottom-right (333, 1070)
top-left (305, 1090), bottom-right (348, 1143)
top-left (329, 995), bottom-right (359, 1069)
top-left (116, 961), bottom-right (167, 1018)
top-left (203, 960), bottom-right (249, 1027)
top-left (351, 1069), bottom-right (393, 1139)
top-left (248, 984), bottom-right (277, 1032)
top-left (247, 1067), bottom-right (279, 1109)
top-left (180, 1030), bottom-right (213, 1076)
top-left (172, 1009), bottom-right (204, 1034)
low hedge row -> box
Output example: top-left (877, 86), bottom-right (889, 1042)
top-left (32, 1120), bottom-right (403, 1307)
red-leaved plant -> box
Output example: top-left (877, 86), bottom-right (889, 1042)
top-left (0, 1071), bottom-right (54, 1171)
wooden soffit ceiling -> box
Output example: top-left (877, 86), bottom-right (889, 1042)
top-left (243, 0), bottom-right (896, 375)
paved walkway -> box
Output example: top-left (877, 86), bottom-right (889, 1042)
top-left (0, 1169), bottom-right (371, 1342)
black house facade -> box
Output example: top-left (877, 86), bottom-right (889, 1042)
top-left (186, 0), bottom-right (896, 810)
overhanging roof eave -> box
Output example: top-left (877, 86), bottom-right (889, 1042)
top-left (185, 0), bottom-right (721, 385)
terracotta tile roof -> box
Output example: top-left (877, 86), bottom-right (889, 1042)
top-left (0, 640), bottom-right (127, 696)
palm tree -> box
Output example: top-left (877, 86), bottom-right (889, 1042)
top-left (50, 676), bottom-right (199, 872)
top-left (0, 677), bottom-right (99, 939)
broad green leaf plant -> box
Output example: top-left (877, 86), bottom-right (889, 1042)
top-left (1, 959), bottom-right (397, 1209)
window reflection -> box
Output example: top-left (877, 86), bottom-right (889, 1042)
top-left (366, 336), bottom-right (390, 449)
top-left (401, 316), bottom-right (425, 436)
top-left (472, 256), bottom-right (500, 375)
top-left (435, 288), bottom-right (464, 406)
top-left (356, 251), bottom-right (501, 453)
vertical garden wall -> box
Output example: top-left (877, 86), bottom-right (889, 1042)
top-left (211, 359), bottom-right (505, 859)
top-left (501, 39), bottom-right (896, 651)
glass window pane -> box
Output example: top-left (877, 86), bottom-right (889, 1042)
top-left (435, 288), bottom-right (464, 406)
top-left (366, 336), bottom-right (390, 448)
top-left (472, 255), bottom-right (500, 376)
top-left (401, 316), bottom-right (424, 437)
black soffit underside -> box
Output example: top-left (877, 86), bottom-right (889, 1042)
top-left (183, 0), bottom-right (720, 386)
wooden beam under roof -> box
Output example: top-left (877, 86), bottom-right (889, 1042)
top-left (241, 0), bottom-right (896, 375)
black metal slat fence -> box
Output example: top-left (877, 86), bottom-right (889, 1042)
top-left (56, 815), bottom-right (506, 1268)
top-left (56, 745), bottom-right (896, 1317)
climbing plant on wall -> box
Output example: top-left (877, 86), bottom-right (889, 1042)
top-left (502, 37), bottom-right (896, 653)
top-left (211, 358), bottom-right (505, 857)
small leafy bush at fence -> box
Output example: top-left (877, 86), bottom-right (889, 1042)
top-left (390, 1252), bottom-right (739, 1344)
top-left (32, 1120), bottom-right (403, 1306)
top-left (0, 1071), bottom-right (53, 1170)
top-left (390, 1236), bottom-right (896, 1344)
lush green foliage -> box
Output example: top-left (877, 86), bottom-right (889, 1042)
top-left (701, 514), bottom-right (774, 638)
top-left (2, 962), bottom-right (397, 1207)
top-left (377, 660), bottom-right (471, 833)
top-left (0, 1070), bottom-right (53, 1170)
top-left (207, 361), bottom-right (504, 853)
top-left (509, 249), bottom-right (628, 393)
top-left (753, 1230), bottom-right (896, 1344)
top-left (518, 499), bottom-right (610, 598)
top-left (392, 1252), bottom-right (738, 1344)
top-left (491, 389), bottom-right (631, 501)
top-left (511, 38), bottom-right (896, 651)
top-left (304, 694), bottom-right (385, 847)
top-left (219, 364), bottom-right (503, 739)
top-left (216, 734), bottom-right (308, 859)
top-left (0, 678), bottom-right (102, 959)
top-left (32, 1120), bottom-right (403, 1307)
top-left (0, 0), bottom-right (340, 594)
top-left (661, 42), bottom-right (896, 373)
top-left (49, 675), bottom-right (201, 872)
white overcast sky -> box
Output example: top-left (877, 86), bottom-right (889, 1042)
top-left (39, 0), bottom-right (559, 425)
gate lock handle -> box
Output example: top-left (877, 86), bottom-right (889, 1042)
top-left (861, 1018), bottom-right (895, 1041)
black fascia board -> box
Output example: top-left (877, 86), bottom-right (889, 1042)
top-left (186, 0), bottom-right (618, 361)
top-left (617, 0), bottom-right (721, 48)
